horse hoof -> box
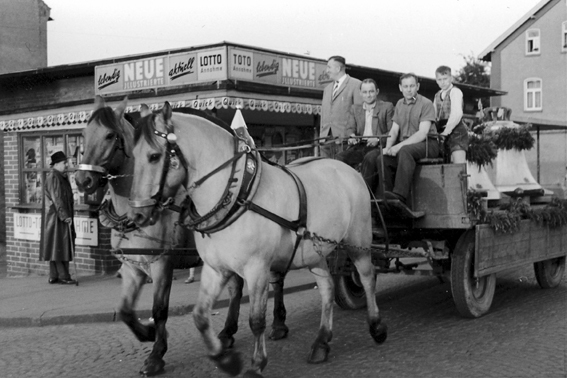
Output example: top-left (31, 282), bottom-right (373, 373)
top-left (307, 342), bottom-right (330, 364)
top-left (139, 358), bottom-right (165, 376)
top-left (210, 349), bottom-right (242, 377)
top-left (219, 335), bottom-right (236, 349)
top-left (370, 321), bottom-right (388, 344)
top-left (268, 326), bottom-right (289, 340)
top-left (243, 369), bottom-right (264, 378)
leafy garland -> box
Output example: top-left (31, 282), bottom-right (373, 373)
top-left (465, 122), bottom-right (535, 167)
top-left (467, 190), bottom-right (567, 234)
top-left (466, 133), bottom-right (498, 167)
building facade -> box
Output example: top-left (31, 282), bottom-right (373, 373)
top-left (479, 0), bottom-right (567, 186)
top-left (0, 0), bottom-right (51, 74)
top-left (0, 0), bottom-right (51, 271)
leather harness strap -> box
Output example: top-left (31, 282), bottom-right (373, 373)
top-left (238, 165), bottom-right (308, 275)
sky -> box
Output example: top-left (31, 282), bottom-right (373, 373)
top-left (45, 0), bottom-right (542, 79)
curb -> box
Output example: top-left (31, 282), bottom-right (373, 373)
top-left (0, 282), bottom-right (315, 328)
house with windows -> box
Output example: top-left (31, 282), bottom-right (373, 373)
top-left (479, 0), bottom-right (567, 187)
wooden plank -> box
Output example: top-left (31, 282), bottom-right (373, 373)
top-left (475, 220), bottom-right (567, 276)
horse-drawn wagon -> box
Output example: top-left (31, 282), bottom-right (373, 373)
top-left (330, 107), bottom-right (566, 318)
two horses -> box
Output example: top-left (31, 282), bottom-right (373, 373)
top-left (75, 97), bottom-right (289, 376)
top-left (128, 102), bottom-right (387, 377)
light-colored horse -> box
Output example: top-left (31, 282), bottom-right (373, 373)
top-left (128, 102), bottom-right (387, 377)
top-left (74, 97), bottom-right (247, 376)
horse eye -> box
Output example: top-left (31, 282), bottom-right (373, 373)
top-left (105, 133), bottom-right (115, 141)
top-left (149, 153), bottom-right (161, 163)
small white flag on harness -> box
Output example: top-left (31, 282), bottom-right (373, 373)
top-left (230, 108), bottom-right (255, 148)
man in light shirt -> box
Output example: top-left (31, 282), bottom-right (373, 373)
top-left (336, 79), bottom-right (394, 172)
top-left (364, 73), bottom-right (439, 203)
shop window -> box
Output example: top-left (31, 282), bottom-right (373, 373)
top-left (20, 132), bottom-right (85, 207)
top-left (526, 29), bottom-right (540, 55)
top-left (524, 78), bottom-right (542, 111)
top-left (562, 21), bottom-right (567, 52)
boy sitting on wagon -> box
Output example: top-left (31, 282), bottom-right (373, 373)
top-left (433, 65), bottom-right (469, 164)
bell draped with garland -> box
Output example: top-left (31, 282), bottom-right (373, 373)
top-left (464, 107), bottom-right (567, 233)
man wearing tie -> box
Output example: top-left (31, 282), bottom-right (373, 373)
top-left (320, 56), bottom-right (362, 158)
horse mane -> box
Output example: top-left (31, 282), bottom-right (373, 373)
top-left (88, 107), bottom-right (133, 134)
top-left (172, 108), bottom-right (234, 135)
top-left (133, 107), bottom-right (234, 149)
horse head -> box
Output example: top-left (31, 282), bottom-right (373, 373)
top-left (128, 102), bottom-right (188, 226)
top-left (75, 96), bottom-right (133, 195)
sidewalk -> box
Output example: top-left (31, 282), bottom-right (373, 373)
top-left (0, 267), bottom-right (316, 328)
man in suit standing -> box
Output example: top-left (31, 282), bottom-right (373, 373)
top-left (336, 78), bottom-right (394, 169)
top-left (320, 56), bottom-right (362, 158)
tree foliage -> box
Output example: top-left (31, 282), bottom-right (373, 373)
top-left (454, 53), bottom-right (491, 110)
top-left (453, 53), bottom-right (490, 88)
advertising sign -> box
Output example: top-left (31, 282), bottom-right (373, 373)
top-left (14, 213), bottom-right (41, 241)
top-left (168, 52), bottom-right (198, 86)
top-left (74, 216), bottom-right (98, 247)
top-left (13, 213), bottom-right (98, 246)
top-left (95, 48), bottom-right (227, 95)
top-left (197, 48), bottom-right (227, 81)
top-left (95, 45), bottom-right (329, 95)
top-left (123, 56), bottom-right (167, 91)
top-left (253, 51), bottom-right (280, 85)
top-left (229, 48), bottom-right (254, 80)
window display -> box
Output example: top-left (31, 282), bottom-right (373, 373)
top-left (20, 133), bottom-right (86, 206)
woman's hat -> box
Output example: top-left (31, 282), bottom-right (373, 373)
top-left (50, 151), bottom-right (67, 166)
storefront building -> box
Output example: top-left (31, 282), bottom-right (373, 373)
top-left (0, 42), bottom-right (502, 276)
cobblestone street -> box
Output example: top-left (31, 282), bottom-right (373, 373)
top-left (1, 264), bottom-right (564, 378)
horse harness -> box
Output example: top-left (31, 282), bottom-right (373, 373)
top-left (128, 122), bottom-right (309, 276)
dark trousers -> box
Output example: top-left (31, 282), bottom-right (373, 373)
top-left (320, 139), bottom-right (348, 158)
top-left (49, 261), bottom-right (71, 280)
top-left (336, 143), bottom-right (376, 169)
top-left (362, 140), bottom-right (439, 199)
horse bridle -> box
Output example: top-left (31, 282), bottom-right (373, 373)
top-left (77, 127), bottom-right (129, 185)
top-left (128, 124), bottom-right (189, 209)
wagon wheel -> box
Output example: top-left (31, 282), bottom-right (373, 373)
top-left (333, 268), bottom-right (367, 310)
top-left (450, 230), bottom-right (496, 318)
top-left (534, 256), bottom-right (566, 289)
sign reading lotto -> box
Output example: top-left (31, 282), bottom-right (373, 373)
top-left (13, 213), bottom-right (98, 246)
top-left (95, 45), bottom-right (332, 95)
top-left (95, 48), bottom-right (227, 95)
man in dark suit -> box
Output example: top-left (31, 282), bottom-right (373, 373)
top-left (320, 56), bottom-right (362, 158)
top-left (336, 78), bottom-right (394, 169)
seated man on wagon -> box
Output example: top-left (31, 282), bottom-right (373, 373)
top-left (362, 73), bottom-right (439, 203)
top-left (336, 78), bottom-right (394, 170)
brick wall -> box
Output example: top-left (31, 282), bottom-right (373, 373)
top-left (0, 131), bottom-right (5, 267)
top-left (5, 132), bottom-right (119, 276)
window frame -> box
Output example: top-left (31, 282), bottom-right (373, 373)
top-left (18, 130), bottom-right (90, 209)
top-left (524, 78), bottom-right (543, 112)
top-left (525, 28), bottom-right (541, 55)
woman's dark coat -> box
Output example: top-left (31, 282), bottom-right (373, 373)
top-left (39, 170), bottom-right (75, 261)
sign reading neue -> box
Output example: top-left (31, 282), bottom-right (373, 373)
top-left (95, 45), bottom-right (331, 95)
top-left (95, 48), bottom-right (226, 95)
